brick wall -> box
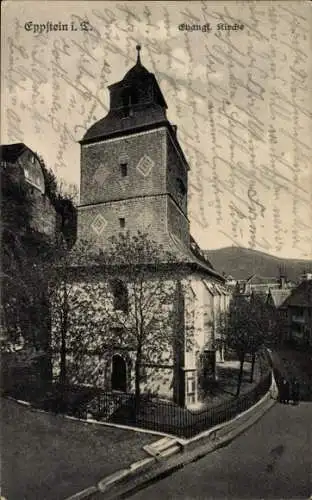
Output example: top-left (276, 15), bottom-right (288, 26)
top-left (80, 128), bottom-right (166, 206)
top-left (166, 132), bottom-right (188, 216)
top-left (167, 196), bottom-right (190, 246)
top-left (78, 195), bottom-right (168, 249)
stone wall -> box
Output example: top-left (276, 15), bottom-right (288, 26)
top-left (51, 277), bottom-right (179, 399)
top-left (29, 187), bottom-right (56, 239)
top-left (166, 132), bottom-right (188, 216)
top-left (51, 274), bottom-right (222, 406)
top-left (78, 195), bottom-right (168, 250)
top-left (80, 128), bottom-right (166, 206)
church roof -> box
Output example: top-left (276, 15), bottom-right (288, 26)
top-left (68, 232), bottom-right (225, 282)
top-left (80, 108), bottom-right (168, 143)
top-left (122, 57), bottom-right (152, 82)
top-left (190, 235), bottom-right (214, 268)
top-left (109, 45), bottom-right (168, 108)
top-left (156, 232), bottom-right (225, 281)
top-left (80, 45), bottom-right (169, 144)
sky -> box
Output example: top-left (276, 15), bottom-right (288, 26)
top-left (2, 0), bottom-right (312, 259)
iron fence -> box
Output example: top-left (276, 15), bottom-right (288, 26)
top-left (5, 369), bottom-right (274, 439)
top-left (85, 372), bottom-right (272, 438)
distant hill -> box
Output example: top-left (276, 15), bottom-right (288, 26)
top-left (203, 247), bottom-right (312, 282)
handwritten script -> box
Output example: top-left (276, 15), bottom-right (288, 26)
top-left (2, 1), bottom-right (312, 258)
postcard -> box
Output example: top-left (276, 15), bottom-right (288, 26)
top-left (1, 2), bottom-right (312, 499)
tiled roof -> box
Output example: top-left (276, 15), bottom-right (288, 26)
top-left (69, 232), bottom-right (225, 282)
top-left (190, 235), bottom-right (213, 268)
top-left (268, 288), bottom-right (292, 308)
top-left (1, 143), bottom-right (27, 162)
top-left (166, 233), bottom-right (224, 281)
top-left (81, 50), bottom-right (168, 144)
top-left (284, 280), bottom-right (312, 307)
top-left (245, 275), bottom-right (279, 285)
top-left (80, 107), bottom-right (168, 143)
top-left (203, 280), bottom-right (228, 296)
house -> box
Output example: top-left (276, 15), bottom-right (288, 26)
top-left (266, 288), bottom-right (293, 344)
top-left (235, 273), bottom-right (294, 301)
top-left (283, 277), bottom-right (312, 348)
top-left (51, 45), bottom-right (230, 408)
top-left (203, 282), bottom-right (231, 364)
top-left (1, 143), bottom-right (57, 240)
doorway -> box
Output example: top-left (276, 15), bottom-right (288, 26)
top-left (111, 354), bottom-right (127, 392)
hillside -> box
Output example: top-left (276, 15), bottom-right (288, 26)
top-left (203, 247), bottom-right (312, 281)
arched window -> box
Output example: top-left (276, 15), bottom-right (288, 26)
top-left (110, 279), bottom-right (129, 314)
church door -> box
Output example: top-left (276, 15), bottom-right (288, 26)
top-left (111, 354), bottom-right (127, 392)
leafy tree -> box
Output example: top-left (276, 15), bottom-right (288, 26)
top-left (1, 166), bottom-right (36, 349)
top-left (38, 155), bottom-right (77, 249)
top-left (217, 295), bottom-right (269, 396)
top-left (94, 231), bottom-right (183, 409)
top-left (46, 237), bottom-right (97, 387)
top-left (1, 157), bottom-right (77, 382)
top-left (267, 307), bottom-right (289, 347)
top-left (247, 295), bottom-right (270, 382)
top-left (1, 165), bottom-right (55, 385)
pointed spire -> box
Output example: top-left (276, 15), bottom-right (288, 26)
top-left (136, 44), bottom-right (142, 65)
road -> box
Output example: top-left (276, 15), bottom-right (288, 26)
top-left (130, 401), bottom-right (312, 500)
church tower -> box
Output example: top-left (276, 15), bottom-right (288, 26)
top-left (78, 45), bottom-right (190, 249)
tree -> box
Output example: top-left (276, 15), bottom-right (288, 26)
top-left (1, 165), bottom-right (56, 385)
top-left (1, 166), bottom-right (41, 349)
top-left (38, 156), bottom-right (77, 249)
top-left (95, 231), bottom-right (182, 410)
top-left (247, 295), bottom-right (270, 382)
top-left (218, 295), bottom-right (269, 396)
top-left (46, 236), bottom-right (97, 387)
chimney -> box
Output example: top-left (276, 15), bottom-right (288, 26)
top-left (278, 265), bottom-right (287, 289)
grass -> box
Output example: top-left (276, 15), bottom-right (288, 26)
top-left (193, 355), bottom-right (267, 410)
top-left (110, 356), bottom-right (272, 438)
top-left (1, 397), bottom-right (158, 500)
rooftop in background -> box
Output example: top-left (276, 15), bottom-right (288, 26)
top-left (203, 247), bottom-right (312, 282)
top-left (300, 273), bottom-right (312, 282)
top-left (284, 280), bottom-right (312, 308)
top-left (267, 288), bottom-right (293, 308)
top-left (237, 274), bottom-right (292, 286)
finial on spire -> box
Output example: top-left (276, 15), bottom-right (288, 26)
top-left (136, 44), bottom-right (142, 64)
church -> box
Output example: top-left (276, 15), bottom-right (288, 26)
top-left (52, 46), bottom-right (230, 408)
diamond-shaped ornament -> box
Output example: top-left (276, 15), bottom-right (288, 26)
top-left (136, 155), bottom-right (154, 177)
top-left (91, 214), bottom-right (108, 235)
top-left (94, 165), bottom-right (111, 185)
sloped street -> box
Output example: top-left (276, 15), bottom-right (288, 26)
top-left (130, 400), bottom-right (311, 500)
